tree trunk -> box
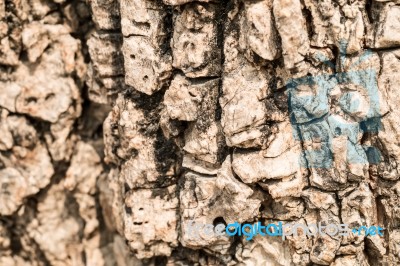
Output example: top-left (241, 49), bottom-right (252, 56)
top-left (1, 0), bottom-right (400, 265)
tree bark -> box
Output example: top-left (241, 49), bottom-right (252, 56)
top-left (1, 0), bottom-right (400, 265)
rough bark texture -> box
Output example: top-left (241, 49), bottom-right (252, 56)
top-left (1, 0), bottom-right (400, 265)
